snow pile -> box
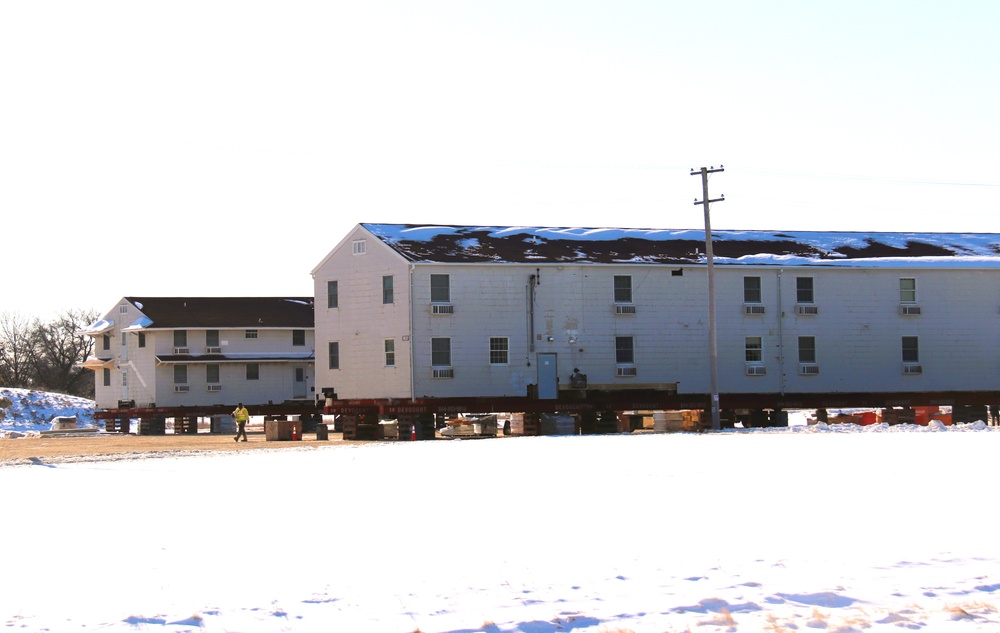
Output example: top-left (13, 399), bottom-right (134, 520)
top-left (0, 387), bottom-right (96, 436)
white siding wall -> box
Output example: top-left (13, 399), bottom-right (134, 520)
top-left (313, 227), bottom-right (412, 399)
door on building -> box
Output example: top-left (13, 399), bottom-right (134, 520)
top-left (537, 353), bottom-right (558, 399)
top-left (293, 366), bottom-right (307, 399)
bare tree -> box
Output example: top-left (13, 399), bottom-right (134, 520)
top-left (0, 311), bottom-right (37, 388)
top-left (30, 309), bottom-right (97, 398)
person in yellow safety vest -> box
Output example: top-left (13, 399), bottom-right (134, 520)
top-left (233, 402), bottom-right (250, 442)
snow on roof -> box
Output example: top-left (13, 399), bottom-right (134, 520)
top-left (361, 224), bottom-right (1000, 268)
top-left (76, 319), bottom-right (114, 336)
top-left (122, 316), bottom-right (154, 332)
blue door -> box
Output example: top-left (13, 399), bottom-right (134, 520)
top-left (537, 353), bottom-right (558, 399)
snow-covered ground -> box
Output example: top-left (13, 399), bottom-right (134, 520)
top-left (0, 387), bottom-right (96, 436)
top-left (3, 408), bottom-right (1000, 631)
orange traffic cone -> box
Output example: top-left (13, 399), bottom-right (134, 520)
top-left (410, 424), bottom-right (416, 441)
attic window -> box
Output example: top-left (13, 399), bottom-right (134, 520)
top-left (353, 240), bottom-right (367, 255)
top-left (119, 305), bottom-right (128, 314)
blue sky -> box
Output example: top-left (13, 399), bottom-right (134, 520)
top-left (2, 1), bottom-right (998, 319)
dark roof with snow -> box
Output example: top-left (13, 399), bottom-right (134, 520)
top-left (125, 297), bottom-right (314, 329)
top-left (361, 224), bottom-right (1000, 267)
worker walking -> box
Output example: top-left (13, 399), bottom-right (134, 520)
top-left (233, 402), bottom-right (250, 441)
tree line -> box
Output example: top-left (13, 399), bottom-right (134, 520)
top-left (0, 309), bottom-right (98, 399)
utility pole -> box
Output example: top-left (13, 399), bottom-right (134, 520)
top-left (691, 165), bottom-right (724, 431)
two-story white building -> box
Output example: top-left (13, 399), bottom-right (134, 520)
top-left (79, 297), bottom-right (315, 410)
top-left (311, 224), bottom-right (1000, 410)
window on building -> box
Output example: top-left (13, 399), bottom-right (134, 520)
top-left (431, 337), bottom-right (451, 366)
top-left (103, 368), bottom-right (110, 387)
top-left (745, 337), bottom-right (763, 362)
top-left (796, 277), bottom-right (814, 304)
top-left (206, 330), bottom-right (220, 347)
top-left (798, 336), bottom-right (816, 363)
top-left (245, 329), bottom-right (258, 339)
top-left (615, 336), bottom-right (635, 364)
top-left (137, 332), bottom-right (145, 348)
top-left (900, 278), bottom-right (916, 303)
top-left (328, 342), bottom-right (339, 370)
top-left (614, 275), bottom-right (633, 303)
top-left (383, 275), bottom-right (394, 304)
top-left (430, 274), bottom-right (450, 303)
top-left (489, 337), bottom-right (509, 365)
top-left (292, 330), bottom-right (305, 346)
top-left (246, 363), bottom-right (259, 380)
top-left (902, 336), bottom-right (919, 363)
top-left (174, 365), bottom-right (187, 384)
top-left (384, 339), bottom-right (395, 367)
top-left (328, 280), bottom-right (339, 309)
top-left (103, 334), bottom-right (110, 351)
top-left (119, 304), bottom-right (128, 314)
top-left (744, 277), bottom-right (762, 303)
top-left (173, 330), bottom-right (187, 348)
top-left (352, 239), bottom-right (366, 255)
top-left (206, 364), bottom-right (220, 384)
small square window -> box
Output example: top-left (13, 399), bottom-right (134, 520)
top-left (245, 329), bottom-right (258, 339)
top-left (352, 239), bottom-right (366, 255)
top-left (384, 339), bottom-right (395, 367)
top-left (292, 330), bottom-right (305, 346)
top-left (489, 337), bottom-right (509, 365)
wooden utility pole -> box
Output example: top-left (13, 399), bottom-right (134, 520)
top-left (691, 165), bottom-right (725, 431)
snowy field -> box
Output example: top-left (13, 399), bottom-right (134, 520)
top-left (4, 423), bottom-right (1000, 632)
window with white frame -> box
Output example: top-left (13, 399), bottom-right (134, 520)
top-left (206, 330), bottom-right (220, 347)
top-left (328, 280), bottom-right (339, 308)
top-left (613, 275), bottom-right (632, 303)
top-left (489, 337), bottom-right (509, 365)
top-left (352, 239), bottom-right (366, 255)
top-left (328, 342), bottom-right (339, 370)
top-left (383, 275), bottom-right (394, 304)
top-left (796, 277), bottom-right (814, 303)
top-left (902, 336), bottom-right (919, 363)
top-left (384, 339), bottom-right (395, 367)
top-left (798, 336), bottom-right (816, 363)
top-left (431, 337), bottom-right (451, 366)
top-left (900, 278), bottom-right (916, 303)
top-left (615, 336), bottom-right (635, 364)
top-left (174, 365), bottom-right (187, 384)
top-left (744, 277), bottom-right (762, 303)
top-left (206, 364), bottom-right (220, 384)
top-left (246, 363), bottom-right (259, 380)
top-left (745, 336), bottom-right (763, 362)
top-left (174, 330), bottom-right (187, 348)
top-left (430, 274), bottom-right (450, 303)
